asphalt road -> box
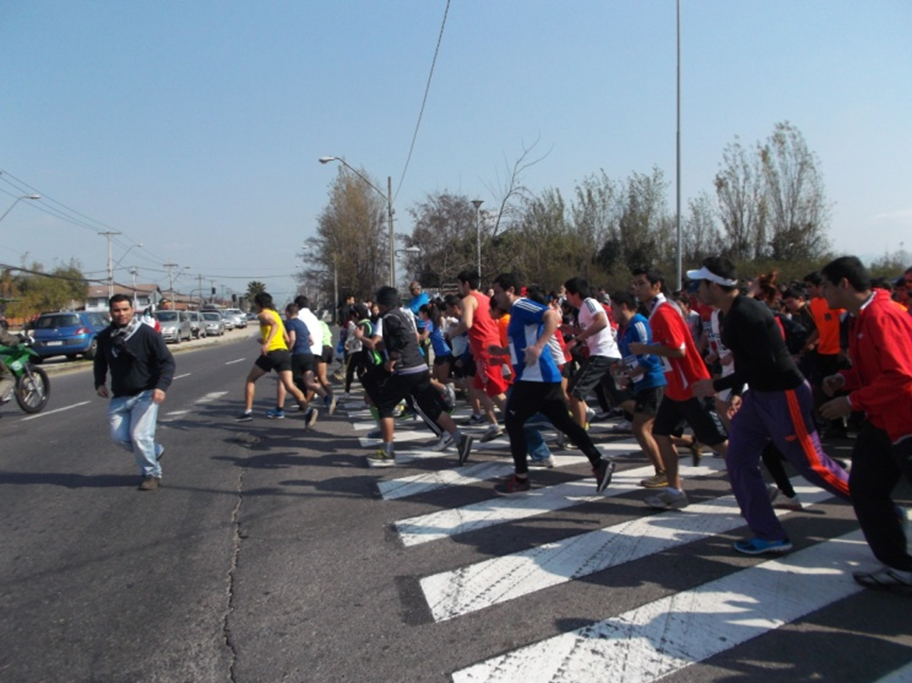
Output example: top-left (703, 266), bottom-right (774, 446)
top-left (1, 335), bottom-right (911, 683)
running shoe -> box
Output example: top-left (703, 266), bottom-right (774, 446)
top-left (235, 411), bottom-right (253, 422)
top-left (689, 439), bottom-right (703, 466)
top-left (494, 475), bottom-right (531, 496)
top-left (265, 408), bottom-right (285, 419)
top-left (467, 413), bottom-right (486, 425)
top-left (457, 434), bottom-right (474, 466)
top-left (773, 494), bottom-right (803, 511)
top-left (431, 432), bottom-right (455, 452)
top-left (594, 458), bottom-right (616, 493)
top-left (586, 407), bottom-right (597, 424)
top-left (480, 424), bottom-right (504, 443)
top-left (733, 537), bottom-right (793, 555)
top-left (529, 455), bottom-right (556, 469)
top-left (366, 427), bottom-right (382, 439)
top-left (366, 450), bottom-right (396, 468)
top-left (324, 393), bottom-right (337, 416)
top-left (853, 566), bottom-right (912, 593)
top-left (443, 384), bottom-right (457, 409)
top-left (639, 472), bottom-right (668, 489)
top-left (304, 407), bottom-right (319, 429)
top-left (644, 488), bottom-right (689, 510)
top-left (608, 420), bottom-right (632, 433)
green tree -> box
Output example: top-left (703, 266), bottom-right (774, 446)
top-left (6, 260), bottom-right (88, 318)
top-left (246, 280), bottom-right (267, 299)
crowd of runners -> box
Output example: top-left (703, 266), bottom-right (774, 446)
top-left (240, 258), bottom-right (912, 595)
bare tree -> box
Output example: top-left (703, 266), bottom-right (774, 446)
top-left (299, 167), bottom-right (388, 304)
top-left (714, 136), bottom-right (768, 260)
top-left (404, 192), bottom-right (476, 288)
top-left (618, 167), bottom-right (670, 270)
top-left (760, 121), bottom-right (831, 259)
top-left (681, 191), bottom-right (721, 262)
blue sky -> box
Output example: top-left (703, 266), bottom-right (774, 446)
top-left (1, 1), bottom-right (910, 302)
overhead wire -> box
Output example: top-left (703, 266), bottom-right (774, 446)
top-left (392, 0), bottom-right (451, 204)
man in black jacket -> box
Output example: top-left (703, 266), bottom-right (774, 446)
top-left (94, 295), bottom-right (175, 490)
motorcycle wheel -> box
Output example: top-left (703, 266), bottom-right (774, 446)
top-left (15, 365), bottom-right (50, 414)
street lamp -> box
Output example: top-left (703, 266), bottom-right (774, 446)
top-left (0, 194), bottom-right (40, 223)
top-left (471, 200), bottom-right (484, 279)
top-left (319, 156), bottom-right (396, 288)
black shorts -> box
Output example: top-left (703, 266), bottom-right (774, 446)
top-left (433, 353), bottom-right (452, 367)
top-left (291, 353), bottom-right (316, 383)
top-left (319, 345), bottom-right (333, 364)
top-left (374, 369), bottom-right (445, 421)
top-left (653, 395), bottom-right (727, 446)
top-left (255, 349), bottom-right (292, 373)
top-left (567, 355), bottom-right (615, 400)
top-left (632, 385), bottom-right (664, 417)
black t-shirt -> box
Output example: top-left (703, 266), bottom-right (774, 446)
top-left (714, 295), bottom-right (805, 395)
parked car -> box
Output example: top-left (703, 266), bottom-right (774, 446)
top-left (155, 310), bottom-right (192, 343)
top-left (30, 311), bottom-right (109, 361)
top-left (201, 311), bottom-right (226, 336)
top-left (224, 308), bottom-right (247, 328)
top-left (186, 311), bottom-right (206, 339)
top-left (219, 311), bottom-right (235, 331)
top-left (245, 312), bottom-right (258, 322)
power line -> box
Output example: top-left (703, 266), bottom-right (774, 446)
top-left (393, 0), bottom-right (451, 204)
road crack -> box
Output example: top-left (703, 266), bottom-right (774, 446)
top-left (224, 468), bottom-right (245, 682)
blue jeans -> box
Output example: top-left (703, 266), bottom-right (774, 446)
top-left (526, 418), bottom-right (552, 462)
top-left (108, 390), bottom-right (163, 478)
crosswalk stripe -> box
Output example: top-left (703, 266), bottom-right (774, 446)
top-left (421, 480), bottom-right (832, 621)
top-left (394, 460), bottom-right (728, 547)
top-left (451, 529), bottom-right (868, 683)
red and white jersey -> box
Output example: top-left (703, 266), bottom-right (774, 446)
top-left (649, 295), bottom-right (710, 401)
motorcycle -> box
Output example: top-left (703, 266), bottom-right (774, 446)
top-left (0, 335), bottom-right (51, 414)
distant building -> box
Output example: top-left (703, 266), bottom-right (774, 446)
top-left (85, 284), bottom-right (162, 312)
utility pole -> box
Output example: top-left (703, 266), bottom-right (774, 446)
top-left (472, 200), bottom-right (484, 280)
top-left (99, 231), bottom-right (122, 298)
top-left (129, 268), bottom-right (139, 309)
top-left (198, 273), bottom-right (204, 309)
top-left (163, 263), bottom-right (178, 310)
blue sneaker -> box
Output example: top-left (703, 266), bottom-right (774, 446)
top-left (733, 537), bottom-right (792, 555)
top-left (265, 408), bottom-right (285, 419)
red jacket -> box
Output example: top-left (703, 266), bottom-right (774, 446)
top-left (840, 290), bottom-right (912, 442)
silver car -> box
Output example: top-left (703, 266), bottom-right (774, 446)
top-left (201, 311), bottom-right (226, 336)
top-left (219, 310), bottom-right (235, 331)
top-left (224, 308), bottom-right (247, 329)
top-left (155, 310), bottom-right (193, 343)
top-left (186, 311), bottom-right (206, 339)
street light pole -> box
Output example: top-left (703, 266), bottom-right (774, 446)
top-left (99, 231), bottom-right (123, 298)
top-left (472, 199), bottom-right (484, 279)
top-left (319, 156), bottom-right (396, 288)
top-left (0, 194), bottom-right (41, 223)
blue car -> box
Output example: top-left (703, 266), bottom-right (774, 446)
top-left (30, 311), bottom-right (110, 361)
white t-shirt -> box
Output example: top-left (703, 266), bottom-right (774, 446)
top-left (297, 307), bottom-right (322, 355)
top-left (579, 297), bottom-right (620, 359)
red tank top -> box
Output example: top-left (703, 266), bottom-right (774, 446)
top-left (467, 290), bottom-right (501, 358)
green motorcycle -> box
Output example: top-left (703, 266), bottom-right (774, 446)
top-left (0, 337), bottom-right (51, 414)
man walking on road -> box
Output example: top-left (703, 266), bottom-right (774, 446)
top-left (94, 294), bottom-right (175, 491)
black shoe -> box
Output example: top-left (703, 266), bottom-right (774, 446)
top-left (594, 458), bottom-right (616, 493)
top-left (457, 434), bottom-right (474, 466)
top-left (235, 411), bottom-right (253, 422)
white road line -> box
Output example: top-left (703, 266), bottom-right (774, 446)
top-left (377, 457), bottom-right (592, 500)
top-left (421, 481), bottom-right (833, 621)
top-left (195, 391), bottom-right (229, 404)
top-left (451, 529), bottom-right (867, 683)
top-left (19, 401), bottom-right (91, 421)
top-left (225, 358), bottom-right (246, 365)
top-left (173, 372), bottom-right (192, 380)
top-left (164, 410), bottom-right (190, 417)
top-left (394, 460), bottom-right (728, 547)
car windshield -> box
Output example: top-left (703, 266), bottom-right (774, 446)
top-left (37, 314), bottom-right (81, 329)
top-left (203, 313), bottom-right (220, 321)
top-left (155, 312), bottom-right (178, 322)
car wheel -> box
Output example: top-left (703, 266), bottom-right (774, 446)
top-left (83, 338), bottom-right (98, 360)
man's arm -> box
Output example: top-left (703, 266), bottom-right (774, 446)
top-left (448, 295), bottom-right (476, 337)
top-left (566, 310), bottom-right (608, 350)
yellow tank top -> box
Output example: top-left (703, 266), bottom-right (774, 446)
top-left (259, 309), bottom-right (288, 352)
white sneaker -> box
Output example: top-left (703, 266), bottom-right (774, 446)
top-left (480, 424), bottom-right (505, 443)
top-left (609, 420), bottom-right (632, 433)
top-left (430, 432), bottom-right (455, 452)
top-left (529, 455), bottom-right (555, 469)
top-left (644, 488), bottom-right (689, 510)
